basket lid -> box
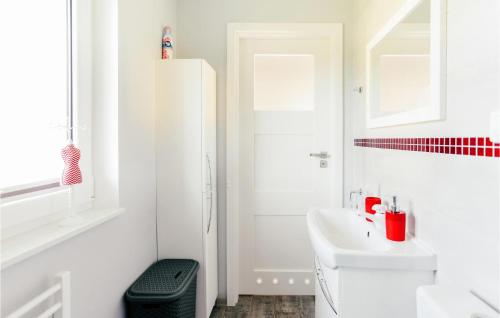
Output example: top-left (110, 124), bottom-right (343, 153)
top-left (126, 259), bottom-right (199, 302)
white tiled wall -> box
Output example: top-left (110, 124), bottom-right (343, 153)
top-left (347, 0), bottom-right (499, 307)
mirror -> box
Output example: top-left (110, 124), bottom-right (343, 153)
top-left (366, 0), bottom-right (446, 128)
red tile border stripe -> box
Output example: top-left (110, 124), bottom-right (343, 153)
top-left (354, 137), bottom-right (500, 158)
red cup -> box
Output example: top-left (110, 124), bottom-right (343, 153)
top-left (385, 211), bottom-right (406, 241)
top-left (365, 197), bottom-right (381, 222)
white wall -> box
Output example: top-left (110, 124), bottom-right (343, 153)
top-left (0, 0), bottom-right (176, 317)
top-left (176, 0), bottom-right (354, 301)
top-left (93, 0), bottom-right (119, 209)
top-left (348, 0), bottom-right (499, 307)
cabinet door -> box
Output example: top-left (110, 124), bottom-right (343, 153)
top-left (315, 258), bottom-right (340, 317)
top-left (202, 61), bottom-right (218, 316)
top-left (157, 60), bottom-right (203, 261)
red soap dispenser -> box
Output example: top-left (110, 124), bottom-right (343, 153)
top-left (385, 196), bottom-right (406, 242)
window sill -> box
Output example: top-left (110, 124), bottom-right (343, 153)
top-left (1, 207), bottom-right (125, 270)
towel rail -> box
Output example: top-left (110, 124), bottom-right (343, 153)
top-left (6, 271), bottom-right (70, 318)
top-left (37, 303), bottom-right (62, 318)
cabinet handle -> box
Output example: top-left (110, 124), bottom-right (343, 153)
top-left (315, 256), bottom-right (338, 316)
top-left (206, 154), bottom-right (213, 234)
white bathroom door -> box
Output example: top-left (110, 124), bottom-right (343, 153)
top-left (238, 36), bottom-right (342, 295)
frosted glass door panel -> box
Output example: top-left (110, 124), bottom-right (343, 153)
top-left (253, 54), bottom-right (315, 111)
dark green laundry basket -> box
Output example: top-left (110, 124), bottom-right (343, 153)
top-left (125, 259), bottom-right (199, 318)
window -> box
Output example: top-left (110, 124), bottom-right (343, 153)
top-left (1, 0), bottom-right (93, 238)
top-left (1, 0), bottom-right (74, 198)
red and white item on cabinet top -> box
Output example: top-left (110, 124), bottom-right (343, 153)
top-left (161, 26), bottom-right (174, 60)
top-left (61, 143), bottom-right (82, 185)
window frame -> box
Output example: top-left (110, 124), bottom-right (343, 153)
top-left (0, 0), bottom-right (76, 199)
top-left (0, 180), bottom-right (61, 200)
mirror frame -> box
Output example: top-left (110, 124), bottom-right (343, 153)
top-left (366, 0), bottom-right (446, 129)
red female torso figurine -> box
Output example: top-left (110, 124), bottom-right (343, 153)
top-left (61, 143), bottom-right (82, 185)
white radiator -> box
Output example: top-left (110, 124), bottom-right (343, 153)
top-left (6, 271), bottom-right (71, 318)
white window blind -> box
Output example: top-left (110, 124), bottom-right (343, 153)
top-left (0, 0), bottom-right (70, 195)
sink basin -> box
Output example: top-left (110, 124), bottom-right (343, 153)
top-left (307, 208), bottom-right (436, 271)
top-left (309, 208), bottom-right (437, 317)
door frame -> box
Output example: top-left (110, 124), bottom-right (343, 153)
top-left (226, 23), bottom-right (344, 306)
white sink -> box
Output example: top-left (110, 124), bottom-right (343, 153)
top-left (307, 208), bottom-right (436, 271)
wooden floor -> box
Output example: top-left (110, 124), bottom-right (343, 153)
top-left (210, 295), bottom-right (315, 318)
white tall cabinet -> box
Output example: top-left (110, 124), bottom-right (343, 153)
top-left (156, 59), bottom-right (218, 318)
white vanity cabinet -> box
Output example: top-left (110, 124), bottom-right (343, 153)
top-left (156, 59), bottom-right (218, 318)
top-left (315, 257), bottom-right (434, 318)
top-left (308, 209), bottom-right (436, 318)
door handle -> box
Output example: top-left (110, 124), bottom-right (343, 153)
top-left (310, 151), bottom-right (330, 159)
